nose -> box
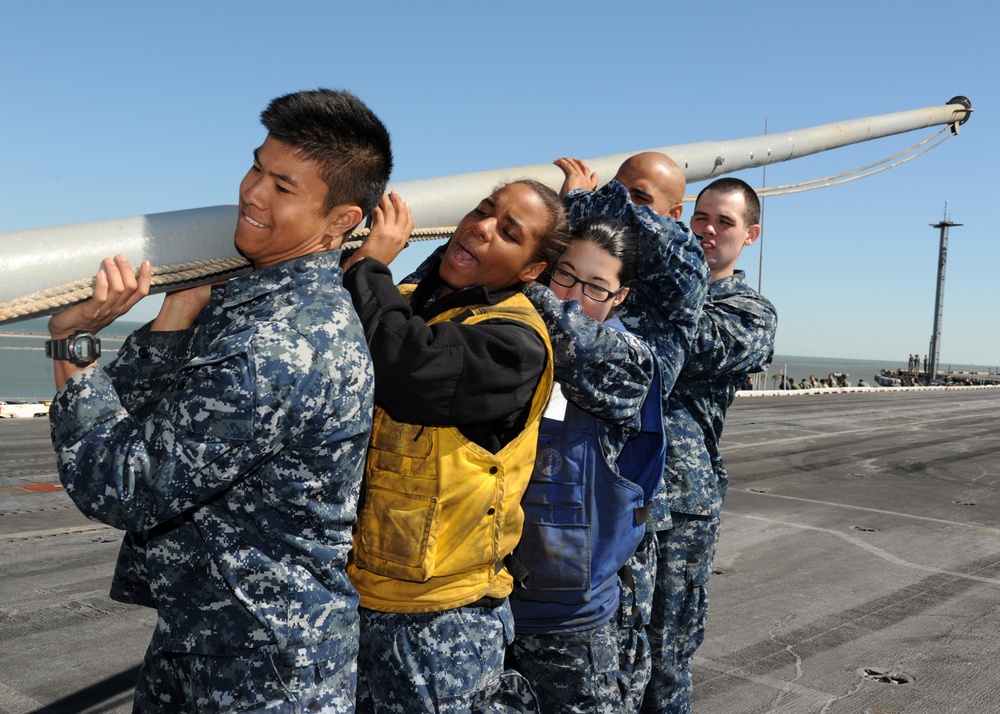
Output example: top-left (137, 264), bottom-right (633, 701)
top-left (471, 215), bottom-right (496, 242)
top-left (240, 170), bottom-right (264, 207)
top-left (566, 281), bottom-right (587, 302)
top-left (701, 222), bottom-right (716, 236)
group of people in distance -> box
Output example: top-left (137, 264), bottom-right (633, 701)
top-left (44, 88), bottom-right (777, 713)
top-left (776, 373), bottom-right (860, 390)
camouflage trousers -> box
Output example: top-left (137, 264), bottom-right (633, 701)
top-left (356, 600), bottom-right (538, 713)
top-left (132, 632), bottom-right (357, 713)
top-left (507, 617), bottom-right (631, 714)
top-left (619, 514), bottom-right (719, 714)
top-left (617, 534), bottom-right (655, 708)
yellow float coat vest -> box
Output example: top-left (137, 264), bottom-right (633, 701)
top-left (348, 287), bottom-right (554, 613)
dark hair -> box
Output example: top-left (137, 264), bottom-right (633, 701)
top-left (569, 214), bottom-right (640, 287)
top-left (261, 88), bottom-right (392, 218)
top-left (696, 177), bottom-right (761, 227)
top-left (499, 179), bottom-right (570, 268)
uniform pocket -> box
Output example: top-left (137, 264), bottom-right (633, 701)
top-left (354, 482), bottom-right (440, 582)
top-left (369, 413), bottom-right (434, 480)
top-left (516, 522), bottom-right (591, 592)
top-left (678, 547), bottom-right (713, 660)
top-left (173, 345), bottom-right (255, 443)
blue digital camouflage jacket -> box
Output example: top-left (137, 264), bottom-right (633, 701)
top-left (564, 181), bottom-right (711, 525)
top-left (564, 181), bottom-right (709, 410)
top-left (523, 282), bottom-right (654, 463)
top-left (651, 270), bottom-right (777, 521)
top-left (49, 251), bottom-right (374, 668)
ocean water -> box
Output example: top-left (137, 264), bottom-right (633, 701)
top-left (0, 318), bottom-right (141, 401)
top-left (2, 317), bottom-right (997, 401)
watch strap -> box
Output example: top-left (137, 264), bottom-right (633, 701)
top-left (45, 338), bottom-right (72, 360)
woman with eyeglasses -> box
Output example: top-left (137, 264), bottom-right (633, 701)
top-left (507, 214), bottom-right (667, 712)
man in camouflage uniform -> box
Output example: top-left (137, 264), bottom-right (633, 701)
top-left (44, 89), bottom-right (392, 712)
top-left (633, 177), bottom-right (776, 714)
top-left (623, 177), bottom-right (777, 714)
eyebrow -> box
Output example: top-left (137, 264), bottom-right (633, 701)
top-left (253, 148), bottom-right (299, 188)
top-left (557, 259), bottom-right (612, 285)
top-left (494, 198), bottom-right (524, 236)
top-left (506, 213), bottom-right (523, 234)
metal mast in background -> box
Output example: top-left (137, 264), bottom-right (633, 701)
top-left (758, 117), bottom-right (767, 294)
top-left (927, 204), bottom-right (961, 383)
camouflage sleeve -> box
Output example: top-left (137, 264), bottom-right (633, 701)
top-left (524, 281), bottom-right (653, 430)
top-left (106, 325), bottom-right (195, 413)
top-left (50, 322), bottom-right (331, 534)
top-left (565, 181), bottom-right (710, 395)
top-left (684, 293), bottom-right (778, 378)
top-left (106, 287), bottom-right (229, 413)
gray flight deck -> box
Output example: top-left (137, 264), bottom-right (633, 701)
top-left (2, 387), bottom-right (999, 713)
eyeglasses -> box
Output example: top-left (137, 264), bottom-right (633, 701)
top-left (549, 267), bottom-right (624, 303)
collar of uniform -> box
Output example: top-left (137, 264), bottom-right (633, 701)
top-left (410, 265), bottom-right (524, 320)
top-left (709, 269), bottom-right (748, 297)
top-left (221, 249), bottom-right (344, 309)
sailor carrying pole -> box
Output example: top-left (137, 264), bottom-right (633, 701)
top-left (0, 96), bottom-right (972, 325)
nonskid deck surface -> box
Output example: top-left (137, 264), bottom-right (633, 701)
top-left (3, 389), bottom-right (999, 713)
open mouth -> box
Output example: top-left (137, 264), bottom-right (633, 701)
top-left (449, 241), bottom-right (478, 267)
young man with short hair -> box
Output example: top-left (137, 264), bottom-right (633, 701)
top-left (45, 88), bottom-right (392, 711)
top-left (630, 176), bottom-right (777, 714)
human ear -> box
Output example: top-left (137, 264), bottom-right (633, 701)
top-left (326, 205), bottom-right (365, 239)
top-left (519, 260), bottom-right (548, 283)
top-left (612, 286), bottom-right (630, 309)
top-left (744, 224), bottom-right (761, 246)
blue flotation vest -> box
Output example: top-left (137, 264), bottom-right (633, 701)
top-left (509, 318), bottom-right (666, 634)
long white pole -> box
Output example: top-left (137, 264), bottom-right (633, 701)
top-left (0, 97), bottom-right (973, 312)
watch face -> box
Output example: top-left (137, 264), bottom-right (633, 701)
top-left (71, 335), bottom-right (98, 364)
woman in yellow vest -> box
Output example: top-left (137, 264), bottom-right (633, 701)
top-left (341, 181), bottom-right (569, 712)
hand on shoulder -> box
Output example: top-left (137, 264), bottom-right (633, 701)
top-left (342, 191), bottom-right (413, 272)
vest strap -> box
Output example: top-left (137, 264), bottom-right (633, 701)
top-left (503, 553), bottom-right (530, 584)
top-left (461, 596), bottom-right (506, 610)
top-left (633, 504), bottom-right (650, 527)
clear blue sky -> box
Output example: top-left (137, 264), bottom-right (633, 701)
top-left (2, 1), bottom-right (995, 366)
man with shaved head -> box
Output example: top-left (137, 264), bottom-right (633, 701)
top-left (613, 151), bottom-right (687, 220)
top-left (555, 151), bottom-right (706, 707)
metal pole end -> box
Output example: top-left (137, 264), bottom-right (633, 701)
top-left (946, 95), bottom-right (973, 126)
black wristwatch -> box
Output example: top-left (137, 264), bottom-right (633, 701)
top-left (45, 331), bottom-right (102, 367)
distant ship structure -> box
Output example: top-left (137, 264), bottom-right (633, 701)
top-left (873, 351), bottom-right (999, 387)
top-left (748, 357), bottom-right (999, 395)
top-left (874, 367), bottom-right (1000, 388)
